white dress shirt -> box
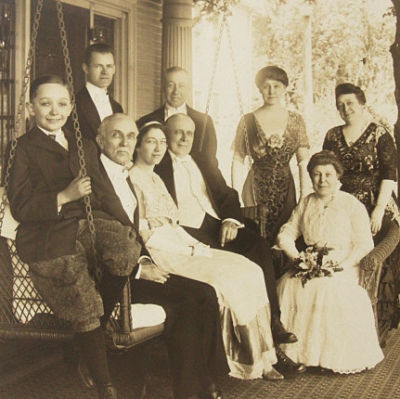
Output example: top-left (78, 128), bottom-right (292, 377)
top-left (101, 154), bottom-right (149, 278)
top-left (170, 151), bottom-right (220, 228)
top-left (164, 103), bottom-right (187, 120)
top-left (86, 81), bottom-right (113, 122)
top-left (38, 127), bottom-right (69, 151)
top-left (100, 154), bottom-right (136, 223)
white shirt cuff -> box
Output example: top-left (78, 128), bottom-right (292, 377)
top-left (222, 218), bottom-right (244, 228)
top-left (136, 256), bottom-right (153, 279)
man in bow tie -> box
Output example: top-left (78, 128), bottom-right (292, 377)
top-left (68, 43), bottom-right (123, 143)
top-left (95, 113), bottom-right (228, 399)
top-left (155, 113), bottom-right (307, 376)
top-left (136, 66), bottom-right (217, 162)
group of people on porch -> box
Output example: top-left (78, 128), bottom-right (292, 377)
top-left (6, 42), bottom-right (400, 399)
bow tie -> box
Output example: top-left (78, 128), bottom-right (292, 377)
top-left (94, 91), bottom-right (109, 101)
top-left (48, 130), bottom-right (62, 139)
top-left (111, 169), bottom-right (128, 181)
top-left (173, 156), bottom-right (191, 164)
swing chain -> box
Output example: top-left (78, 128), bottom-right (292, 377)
top-left (55, 0), bottom-right (100, 281)
top-left (226, 22), bottom-right (244, 116)
top-left (199, 12), bottom-right (227, 152)
top-left (0, 0), bottom-right (44, 235)
top-left (226, 18), bottom-right (253, 201)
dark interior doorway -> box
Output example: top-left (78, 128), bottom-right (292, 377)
top-left (31, 0), bottom-right (115, 95)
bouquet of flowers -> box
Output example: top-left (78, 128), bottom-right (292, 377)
top-left (291, 244), bottom-right (343, 287)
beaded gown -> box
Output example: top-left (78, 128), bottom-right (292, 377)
top-left (232, 111), bottom-right (309, 245)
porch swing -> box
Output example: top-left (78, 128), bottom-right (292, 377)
top-left (0, 0), bottom-right (163, 349)
top-left (0, 0), bottom-right (397, 353)
top-left (201, 7), bottom-right (400, 343)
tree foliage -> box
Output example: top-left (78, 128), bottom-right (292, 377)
top-left (252, 0), bottom-right (396, 150)
top-left (193, 0), bottom-right (239, 16)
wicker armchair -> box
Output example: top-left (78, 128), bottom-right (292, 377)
top-left (359, 219), bottom-right (400, 338)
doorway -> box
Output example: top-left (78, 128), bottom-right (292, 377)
top-left (31, 0), bottom-right (116, 96)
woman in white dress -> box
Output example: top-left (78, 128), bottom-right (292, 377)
top-left (129, 121), bottom-right (282, 380)
top-left (276, 150), bottom-right (384, 373)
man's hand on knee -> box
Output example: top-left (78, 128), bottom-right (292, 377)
top-left (220, 221), bottom-right (239, 247)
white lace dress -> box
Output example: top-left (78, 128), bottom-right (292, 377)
top-left (276, 191), bottom-right (384, 373)
top-left (129, 166), bottom-right (277, 379)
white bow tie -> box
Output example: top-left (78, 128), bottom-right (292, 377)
top-left (173, 156), bottom-right (191, 165)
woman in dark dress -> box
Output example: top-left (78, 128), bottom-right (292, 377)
top-left (323, 83), bottom-right (400, 344)
top-left (231, 66), bottom-right (310, 246)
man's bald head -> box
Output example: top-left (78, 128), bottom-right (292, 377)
top-left (96, 113), bottom-right (138, 165)
top-left (165, 113), bottom-right (195, 157)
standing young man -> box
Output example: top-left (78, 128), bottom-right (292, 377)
top-left (69, 43), bottom-right (123, 142)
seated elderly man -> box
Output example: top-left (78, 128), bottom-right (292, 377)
top-left (154, 113), bottom-right (306, 375)
top-left (95, 113), bottom-right (227, 399)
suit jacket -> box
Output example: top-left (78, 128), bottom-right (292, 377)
top-left (68, 86), bottom-right (123, 142)
top-left (8, 126), bottom-right (123, 263)
top-left (136, 105), bottom-right (217, 161)
top-left (95, 160), bottom-right (150, 261)
top-left (154, 151), bottom-right (244, 223)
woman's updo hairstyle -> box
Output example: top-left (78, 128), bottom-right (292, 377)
top-left (255, 66), bottom-right (289, 89)
top-left (136, 121), bottom-right (167, 149)
top-left (307, 150), bottom-right (344, 179)
top-left (335, 83), bottom-right (366, 108)
top-left (134, 121), bottom-right (167, 162)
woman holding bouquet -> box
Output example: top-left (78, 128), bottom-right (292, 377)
top-left (276, 150), bottom-right (383, 373)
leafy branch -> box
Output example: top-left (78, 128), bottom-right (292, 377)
top-left (193, 0), bottom-right (239, 16)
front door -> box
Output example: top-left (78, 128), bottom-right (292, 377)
top-left (31, 0), bottom-right (117, 97)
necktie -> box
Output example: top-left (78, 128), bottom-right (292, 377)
top-left (48, 134), bottom-right (56, 140)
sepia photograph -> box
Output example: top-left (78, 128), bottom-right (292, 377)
top-left (0, 0), bottom-right (400, 398)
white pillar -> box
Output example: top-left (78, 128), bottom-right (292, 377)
top-left (162, 0), bottom-right (193, 75)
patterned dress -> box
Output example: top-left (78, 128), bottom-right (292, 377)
top-left (323, 122), bottom-right (400, 343)
top-left (233, 111), bottom-right (309, 245)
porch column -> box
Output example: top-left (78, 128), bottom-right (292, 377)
top-left (162, 0), bottom-right (193, 76)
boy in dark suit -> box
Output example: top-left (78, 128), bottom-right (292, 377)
top-left (8, 75), bottom-right (140, 399)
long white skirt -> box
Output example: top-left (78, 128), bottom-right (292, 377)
top-left (277, 272), bottom-right (384, 373)
top-left (148, 243), bottom-right (277, 379)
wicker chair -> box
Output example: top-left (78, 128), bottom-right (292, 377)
top-left (273, 219), bottom-right (400, 343)
top-left (359, 219), bottom-right (400, 340)
top-left (0, 236), bottom-right (164, 348)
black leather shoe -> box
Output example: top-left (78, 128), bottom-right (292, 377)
top-left (271, 318), bottom-right (298, 344)
top-left (98, 383), bottom-right (117, 399)
top-left (275, 346), bottom-right (306, 375)
top-left (78, 357), bottom-right (95, 389)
